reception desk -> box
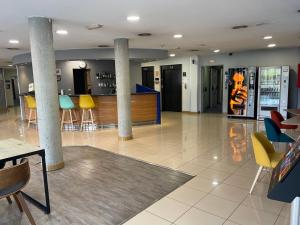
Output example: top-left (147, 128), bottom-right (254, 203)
top-left (20, 92), bottom-right (161, 126)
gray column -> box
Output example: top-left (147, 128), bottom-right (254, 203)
top-left (114, 38), bottom-right (133, 140)
top-left (28, 17), bottom-right (64, 170)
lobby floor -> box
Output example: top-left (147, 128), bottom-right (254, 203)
top-left (0, 108), bottom-right (290, 225)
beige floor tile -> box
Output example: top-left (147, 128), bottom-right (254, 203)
top-left (146, 197), bottom-right (190, 222)
top-left (209, 162), bottom-right (240, 173)
top-left (184, 177), bottom-right (219, 192)
top-left (167, 186), bottom-right (207, 206)
top-left (229, 205), bottom-right (278, 225)
top-left (242, 195), bottom-right (284, 215)
top-left (174, 208), bottom-right (225, 225)
top-left (223, 221), bottom-right (240, 225)
top-left (123, 211), bottom-right (171, 225)
top-left (197, 168), bottom-right (232, 182)
top-left (177, 163), bottom-right (207, 175)
top-left (224, 174), bottom-right (256, 190)
top-left (275, 215), bottom-right (290, 225)
top-left (279, 204), bottom-right (291, 218)
top-left (211, 183), bottom-right (248, 203)
top-left (195, 194), bottom-right (239, 219)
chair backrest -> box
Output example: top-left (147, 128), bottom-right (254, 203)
top-left (264, 118), bottom-right (282, 142)
top-left (79, 95), bottom-right (95, 109)
top-left (24, 96), bottom-right (36, 109)
top-left (271, 111), bottom-right (284, 129)
top-left (59, 95), bottom-right (75, 109)
top-left (251, 132), bottom-right (274, 168)
top-left (0, 159), bottom-right (30, 197)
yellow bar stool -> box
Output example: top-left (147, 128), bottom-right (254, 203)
top-left (24, 96), bottom-right (37, 128)
top-left (79, 95), bottom-right (95, 131)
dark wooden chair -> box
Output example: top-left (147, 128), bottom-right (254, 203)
top-left (0, 159), bottom-right (36, 225)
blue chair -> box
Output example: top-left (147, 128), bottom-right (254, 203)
top-left (59, 95), bottom-right (77, 130)
top-left (264, 118), bottom-right (294, 143)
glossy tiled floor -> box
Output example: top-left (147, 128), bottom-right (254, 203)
top-left (0, 108), bottom-right (291, 225)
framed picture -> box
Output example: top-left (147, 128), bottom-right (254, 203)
top-left (57, 75), bottom-right (62, 82)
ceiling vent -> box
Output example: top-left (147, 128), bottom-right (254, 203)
top-left (138, 33), bottom-right (152, 37)
top-left (97, 45), bottom-right (110, 48)
top-left (232, 25), bottom-right (248, 30)
top-left (255, 22), bottom-right (268, 27)
top-left (87, 24), bottom-right (103, 30)
top-left (6, 48), bottom-right (20, 50)
top-left (190, 49), bottom-right (200, 52)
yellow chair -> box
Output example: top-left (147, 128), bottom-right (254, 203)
top-left (249, 132), bottom-right (284, 194)
top-left (24, 96), bottom-right (37, 128)
top-left (79, 95), bottom-right (95, 131)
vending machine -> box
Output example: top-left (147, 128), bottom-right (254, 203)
top-left (227, 67), bottom-right (257, 118)
top-left (257, 66), bottom-right (289, 120)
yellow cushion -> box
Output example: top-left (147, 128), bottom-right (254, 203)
top-left (24, 96), bottom-right (36, 109)
top-left (79, 95), bottom-right (95, 109)
top-left (269, 152), bottom-right (284, 168)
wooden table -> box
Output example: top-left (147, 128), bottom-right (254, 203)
top-left (0, 138), bottom-right (50, 214)
top-left (286, 109), bottom-right (300, 116)
top-left (282, 116), bottom-right (300, 126)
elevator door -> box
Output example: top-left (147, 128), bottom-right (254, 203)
top-left (142, 66), bottom-right (154, 89)
top-left (161, 65), bottom-right (182, 112)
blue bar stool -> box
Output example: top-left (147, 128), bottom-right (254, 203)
top-left (59, 95), bottom-right (77, 131)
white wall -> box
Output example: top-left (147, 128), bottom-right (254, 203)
top-left (141, 56), bottom-right (198, 112)
top-left (199, 47), bottom-right (300, 113)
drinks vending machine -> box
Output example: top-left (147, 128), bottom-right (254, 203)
top-left (257, 66), bottom-right (289, 120)
top-left (227, 67), bottom-right (257, 118)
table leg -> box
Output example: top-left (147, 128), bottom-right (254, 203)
top-left (41, 151), bottom-right (50, 214)
top-left (291, 197), bottom-right (300, 225)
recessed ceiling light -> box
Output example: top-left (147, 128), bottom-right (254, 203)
top-left (212, 181), bottom-right (219, 186)
top-left (169, 53), bottom-right (176, 57)
top-left (87, 24), bottom-right (103, 30)
top-left (213, 49), bottom-right (220, 53)
top-left (8, 64), bottom-right (13, 67)
top-left (209, 59), bottom-right (216, 63)
top-left (127, 15), bottom-right (140, 22)
top-left (9, 40), bottom-right (19, 44)
top-left (213, 156), bottom-right (218, 160)
top-left (56, 30), bottom-right (68, 35)
top-left (173, 34), bottom-right (183, 39)
top-left (263, 36), bottom-right (272, 40)
top-left (268, 43), bottom-right (276, 48)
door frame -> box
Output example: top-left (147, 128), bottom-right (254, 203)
top-left (200, 65), bottom-right (224, 113)
top-left (160, 64), bottom-right (182, 112)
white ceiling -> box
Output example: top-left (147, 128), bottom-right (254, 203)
top-left (0, 0), bottom-right (300, 66)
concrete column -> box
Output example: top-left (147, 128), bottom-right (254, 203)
top-left (28, 17), bottom-right (64, 170)
top-left (114, 38), bottom-right (133, 140)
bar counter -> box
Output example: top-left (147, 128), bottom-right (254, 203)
top-left (20, 93), bottom-right (160, 126)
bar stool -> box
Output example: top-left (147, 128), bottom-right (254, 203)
top-left (59, 95), bottom-right (77, 131)
top-left (24, 96), bottom-right (37, 128)
top-left (79, 95), bottom-right (95, 131)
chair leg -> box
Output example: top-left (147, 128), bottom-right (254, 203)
top-left (89, 109), bottom-right (94, 126)
top-left (61, 110), bottom-right (65, 131)
top-left (249, 166), bottom-right (263, 194)
top-left (6, 196), bottom-right (12, 204)
top-left (80, 109), bottom-right (85, 131)
top-left (69, 109), bottom-right (73, 127)
top-left (28, 109), bottom-right (32, 128)
top-left (15, 192), bottom-right (36, 225)
top-left (13, 194), bottom-right (23, 212)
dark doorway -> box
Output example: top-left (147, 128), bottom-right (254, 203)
top-left (201, 66), bottom-right (223, 113)
top-left (161, 64), bottom-right (182, 112)
top-left (11, 78), bottom-right (19, 106)
top-left (142, 66), bottom-right (154, 89)
top-left (73, 69), bottom-right (91, 94)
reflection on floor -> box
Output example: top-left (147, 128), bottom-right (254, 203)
top-left (0, 108), bottom-right (291, 225)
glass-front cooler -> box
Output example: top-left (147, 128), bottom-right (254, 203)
top-left (257, 67), bottom-right (282, 119)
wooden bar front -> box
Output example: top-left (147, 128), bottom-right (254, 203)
top-left (22, 93), bottom-right (158, 126)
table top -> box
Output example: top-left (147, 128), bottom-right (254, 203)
top-left (0, 138), bottom-right (40, 160)
top-left (286, 109), bottom-right (300, 116)
top-left (282, 116), bottom-right (300, 126)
